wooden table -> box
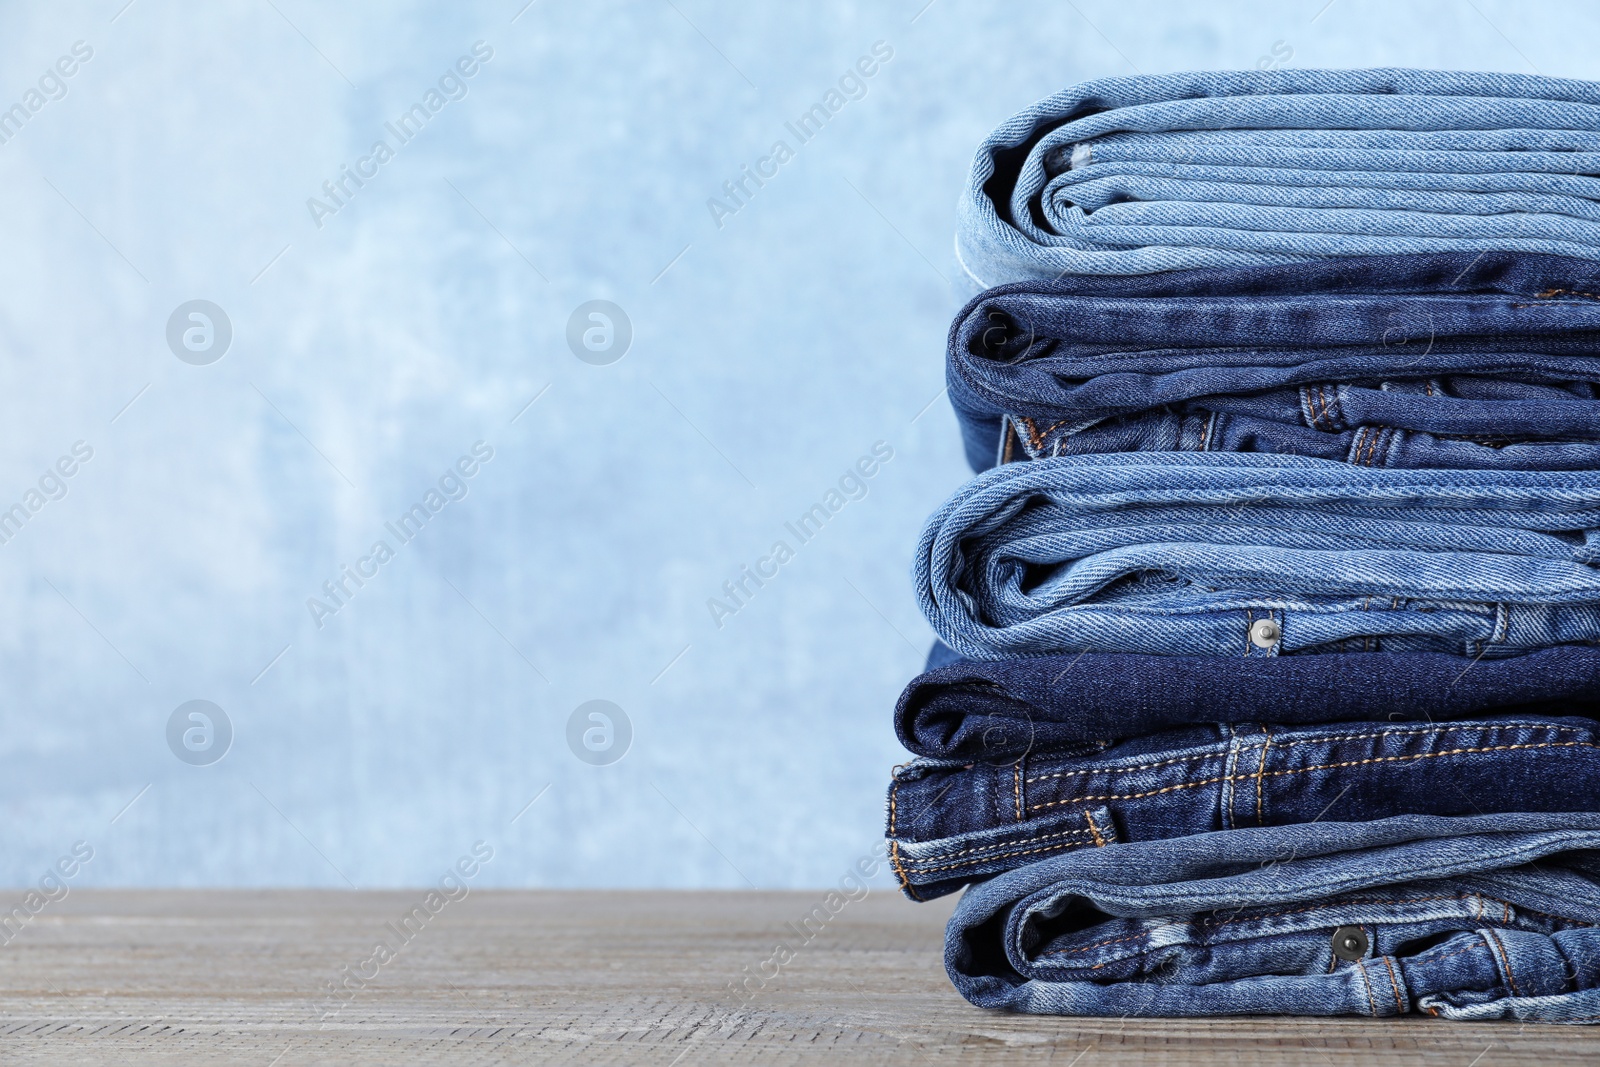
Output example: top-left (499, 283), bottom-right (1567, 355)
top-left (0, 889), bottom-right (1593, 1064)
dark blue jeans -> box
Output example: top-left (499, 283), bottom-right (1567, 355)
top-left (888, 715), bottom-right (1600, 900)
top-left (945, 812), bottom-right (1600, 1021)
top-left (902, 644), bottom-right (1600, 761)
top-left (947, 251), bottom-right (1600, 471)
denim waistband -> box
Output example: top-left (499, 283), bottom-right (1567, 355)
top-left (956, 69), bottom-right (1600, 290)
top-left (889, 715), bottom-right (1600, 900)
top-left (897, 644), bottom-right (1600, 761)
top-left (945, 812), bottom-right (1600, 1021)
top-left (994, 404), bottom-right (1600, 474)
top-left (945, 252), bottom-right (1600, 471)
top-left (916, 453), bottom-right (1600, 660)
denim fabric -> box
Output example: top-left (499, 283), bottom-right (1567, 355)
top-left (888, 715), bottom-right (1600, 900)
top-left (945, 812), bottom-right (1600, 1020)
top-left (916, 452), bottom-right (1600, 660)
top-left (948, 251), bottom-right (1600, 472)
top-left (898, 644), bottom-right (1600, 761)
top-left (956, 69), bottom-right (1600, 295)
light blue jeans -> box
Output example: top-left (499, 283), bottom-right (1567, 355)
top-left (946, 812), bottom-right (1600, 1021)
top-left (957, 68), bottom-right (1600, 294)
top-left (914, 452), bottom-right (1600, 660)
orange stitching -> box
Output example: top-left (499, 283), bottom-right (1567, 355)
top-left (1086, 809), bottom-right (1106, 847)
top-left (1382, 954), bottom-right (1404, 1014)
top-left (1254, 728), bottom-right (1272, 827)
top-left (1027, 740), bottom-right (1598, 812)
top-left (1013, 762), bottom-right (1023, 823)
top-left (1361, 426), bottom-right (1381, 467)
top-left (1485, 929), bottom-right (1520, 996)
top-left (1359, 962), bottom-right (1377, 1016)
top-left (1535, 287), bottom-right (1600, 301)
top-left (889, 776), bottom-right (898, 835)
top-left (1016, 415), bottom-right (1070, 452)
top-left (1021, 722), bottom-right (1593, 785)
top-left (889, 839), bottom-right (919, 900)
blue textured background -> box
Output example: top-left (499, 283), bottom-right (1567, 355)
top-left (1, 0), bottom-right (1594, 888)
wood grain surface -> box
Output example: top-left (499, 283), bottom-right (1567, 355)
top-left (0, 888), bottom-right (1594, 1065)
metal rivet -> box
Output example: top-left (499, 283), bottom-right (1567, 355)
top-left (1249, 618), bottom-right (1281, 648)
top-left (1331, 925), bottom-right (1368, 962)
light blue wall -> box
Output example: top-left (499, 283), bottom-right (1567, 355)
top-left (1, 0), bottom-right (1594, 887)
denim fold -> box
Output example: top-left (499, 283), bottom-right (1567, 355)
top-left (889, 715), bottom-right (1600, 899)
top-left (947, 252), bottom-right (1600, 472)
top-left (915, 452), bottom-right (1600, 660)
top-left (896, 644), bottom-right (1600, 761)
top-left (956, 69), bottom-right (1600, 294)
top-left (944, 812), bottom-right (1600, 1020)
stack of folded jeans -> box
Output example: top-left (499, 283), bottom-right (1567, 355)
top-left (888, 69), bottom-right (1600, 1022)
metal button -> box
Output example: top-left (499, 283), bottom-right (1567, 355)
top-left (1249, 618), bottom-right (1281, 648)
top-left (1331, 925), bottom-right (1368, 962)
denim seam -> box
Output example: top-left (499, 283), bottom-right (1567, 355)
top-left (887, 781), bottom-right (923, 900)
top-left (902, 830), bottom-right (1101, 875)
top-left (1314, 384), bottom-right (1333, 429)
top-left (901, 825), bottom-right (1099, 864)
top-left (889, 840), bottom-right (921, 901)
top-left (1204, 893), bottom-right (1594, 931)
top-left (1022, 722), bottom-right (1597, 784)
top-left (1026, 739), bottom-right (1600, 812)
top-left (1017, 415), bottom-right (1069, 454)
top-left (1040, 930), bottom-right (1147, 957)
top-left (1381, 954), bottom-right (1406, 1014)
top-left (1085, 809), bottom-right (1106, 847)
top-left (1221, 723), bottom-right (1241, 831)
top-left (1359, 961), bottom-right (1379, 1016)
top-left (1416, 940), bottom-right (1489, 968)
top-left (1254, 728), bottom-right (1273, 826)
top-left (1037, 897), bottom-right (1590, 972)
top-left (1347, 425), bottom-right (1369, 465)
top-left (1484, 928), bottom-right (1522, 996)
top-left (1013, 762), bottom-right (1024, 823)
top-left (1297, 385), bottom-right (1319, 431)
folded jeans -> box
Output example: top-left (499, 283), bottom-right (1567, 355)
top-left (946, 252), bottom-right (1600, 472)
top-left (956, 69), bottom-right (1600, 292)
top-left (916, 452), bottom-right (1600, 660)
top-left (944, 812), bottom-right (1600, 1021)
top-left (889, 715), bottom-right (1600, 899)
top-left (896, 644), bottom-right (1600, 761)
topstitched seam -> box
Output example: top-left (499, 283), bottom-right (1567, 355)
top-left (1022, 723), bottom-right (1595, 784)
top-left (1381, 954), bottom-right (1405, 1014)
top-left (1027, 740), bottom-right (1599, 812)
